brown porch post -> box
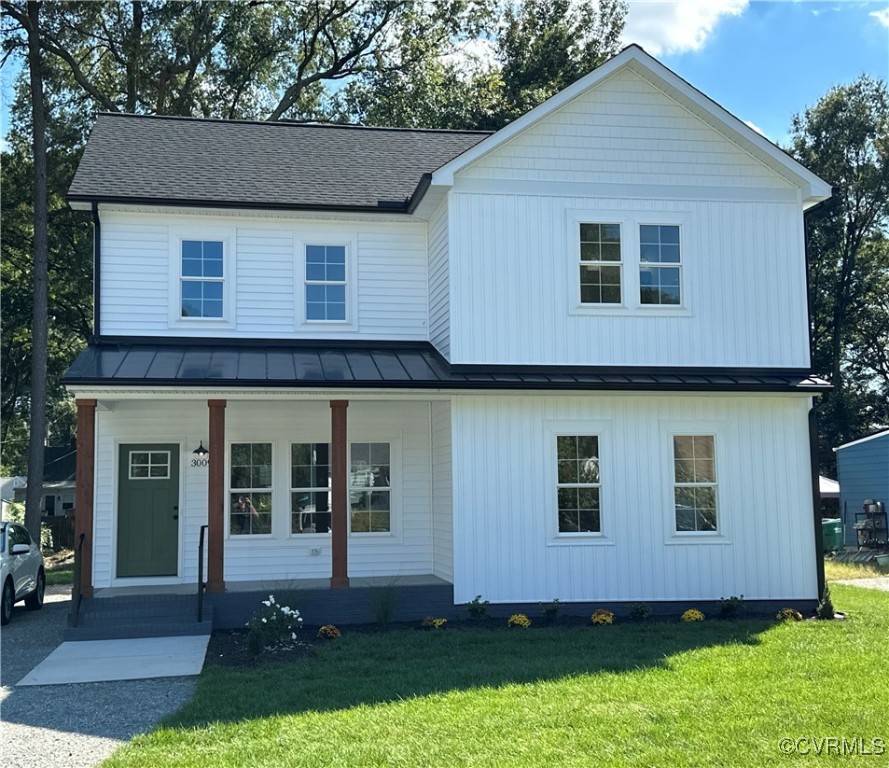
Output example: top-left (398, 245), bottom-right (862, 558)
top-left (330, 399), bottom-right (350, 588)
top-left (74, 398), bottom-right (97, 598)
top-left (206, 399), bottom-right (227, 593)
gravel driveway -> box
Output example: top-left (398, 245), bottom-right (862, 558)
top-left (835, 576), bottom-right (889, 592)
top-left (1, 585), bottom-right (196, 768)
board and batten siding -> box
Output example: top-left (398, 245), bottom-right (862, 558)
top-left (431, 401), bottom-right (454, 581)
top-left (450, 393), bottom-right (817, 604)
top-left (91, 400), bottom-right (441, 588)
top-left (447, 193), bottom-right (809, 367)
top-left (427, 199), bottom-right (450, 356)
top-left (99, 211), bottom-right (429, 340)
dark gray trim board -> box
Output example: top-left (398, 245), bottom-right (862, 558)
top-left (64, 340), bottom-right (831, 393)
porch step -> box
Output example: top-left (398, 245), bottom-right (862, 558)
top-left (65, 594), bottom-right (214, 641)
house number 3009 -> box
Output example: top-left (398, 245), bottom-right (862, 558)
top-left (191, 458), bottom-right (209, 468)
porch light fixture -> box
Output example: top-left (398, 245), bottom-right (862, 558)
top-left (193, 441), bottom-right (209, 457)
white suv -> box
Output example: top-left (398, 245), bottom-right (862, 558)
top-left (1, 521), bottom-right (45, 625)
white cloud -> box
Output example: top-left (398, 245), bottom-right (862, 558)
top-left (744, 119), bottom-right (767, 138)
top-left (870, 7), bottom-right (889, 29)
top-left (622, 0), bottom-right (749, 56)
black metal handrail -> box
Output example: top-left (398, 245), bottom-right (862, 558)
top-left (197, 524), bottom-right (208, 622)
top-left (70, 532), bottom-right (86, 628)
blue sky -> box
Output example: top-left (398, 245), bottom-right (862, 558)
top-left (622, 0), bottom-right (889, 144)
top-left (1, 1), bottom-right (887, 149)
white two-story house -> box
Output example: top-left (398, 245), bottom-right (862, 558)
top-left (64, 45), bottom-right (831, 623)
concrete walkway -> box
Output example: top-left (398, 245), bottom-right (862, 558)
top-left (17, 634), bottom-right (210, 686)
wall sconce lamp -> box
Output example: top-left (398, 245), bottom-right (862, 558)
top-left (193, 441), bottom-right (209, 457)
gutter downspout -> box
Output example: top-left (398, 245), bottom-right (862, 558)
top-left (91, 203), bottom-right (101, 338)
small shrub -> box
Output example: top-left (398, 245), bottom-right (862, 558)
top-left (540, 599), bottom-right (560, 623)
top-left (776, 607), bottom-right (803, 623)
top-left (718, 594), bottom-right (745, 619)
top-left (590, 609), bottom-right (614, 626)
top-left (245, 594), bottom-right (303, 656)
top-left (422, 616), bottom-right (447, 630)
top-left (507, 613), bottom-right (531, 629)
top-left (467, 595), bottom-right (490, 619)
top-left (628, 602), bottom-right (652, 620)
top-left (317, 624), bottom-right (341, 639)
top-left (816, 586), bottom-right (836, 620)
top-left (681, 608), bottom-right (705, 622)
top-left (372, 585), bottom-right (398, 624)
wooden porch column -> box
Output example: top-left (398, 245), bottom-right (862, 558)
top-left (74, 398), bottom-right (97, 598)
top-left (330, 399), bottom-right (350, 588)
top-left (206, 399), bottom-right (227, 593)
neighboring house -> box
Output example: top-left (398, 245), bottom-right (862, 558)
top-left (12, 443), bottom-right (77, 516)
top-left (835, 429), bottom-right (889, 549)
top-left (0, 476), bottom-right (27, 518)
top-left (63, 45), bottom-right (831, 618)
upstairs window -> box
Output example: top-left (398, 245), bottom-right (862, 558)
top-left (306, 244), bottom-right (347, 321)
top-left (579, 223), bottom-right (622, 305)
top-left (673, 435), bottom-right (717, 533)
top-left (639, 225), bottom-right (681, 305)
top-left (181, 240), bottom-right (224, 318)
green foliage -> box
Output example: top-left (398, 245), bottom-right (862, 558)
top-left (2, 501), bottom-right (53, 549)
top-left (467, 594), bottom-right (490, 618)
top-left (628, 602), bottom-right (652, 620)
top-left (816, 586), bottom-right (836, 620)
top-left (718, 595), bottom-right (746, 620)
top-left (540, 598), bottom-right (560, 622)
top-left (371, 585), bottom-right (398, 624)
top-left (245, 594), bottom-right (303, 656)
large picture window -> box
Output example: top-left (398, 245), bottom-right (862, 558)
top-left (305, 244), bottom-right (347, 321)
top-left (181, 240), bottom-right (224, 318)
top-left (579, 223), bottom-right (622, 305)
top-left (673, 435), bottom-right (717, 532)
top-left (291, 443), bottom-right (331, 534)
top-left (556, 435), bottom-right (601, 533)
top-left (230, 443), bottom-right (272, 535)
top-left (639, 225), bottom-right (681, 305)
top-left (350, 442), bottom-right (390, 533)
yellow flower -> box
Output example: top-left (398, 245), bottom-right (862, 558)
top-left (681, 609), bottom-right (705, 622)
top-left (590, 609), bottom-right (614, 625)
top-left (508, 613), bottom-right (531, 628)
top-left (422, 617), bottom-right (448, 630)
top-left (317, 624), bottom-right (341, 639)
top-left (776, 607), bottom-right (803, 622)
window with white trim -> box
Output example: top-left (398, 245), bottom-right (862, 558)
top-left (350, 442), bottom-right (390, 532)
top-left (230, 443), bottom-right (272, 535)
top-left (129, 451), bottom-right (170, 479)
top-left (181, 240), bottom-right (224, 318)
top-left (673, 435), bottom-right (717, 532)
top-left (556, 435), bottom-right (601, 533)
top-left (639, 225), bottom-right (681, 305)
top-left (579, 223), bottom-right (622, 304)
top-left (305, 244), bottom-right (347, 321)
top-left (291, 443), bottom-right (331, 534)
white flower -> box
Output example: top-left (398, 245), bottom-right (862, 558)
top-left (291, 632), bottom-right (297, 640)
top-left (262, 600), bottom-right (271, 607)
top-left (268, 594), bottom-right (275, 602)
top-left (261, 618), bottom-right (267, 623)
top-left (297, 617), bottom-right (303, 622)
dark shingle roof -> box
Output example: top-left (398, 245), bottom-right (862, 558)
top-left (68, 114), bottom-right (491, 212)
top-left (64, 340), bottom-right (832, 393)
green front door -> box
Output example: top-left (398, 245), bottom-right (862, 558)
top-left (117, 444), bottom-right (180, 577)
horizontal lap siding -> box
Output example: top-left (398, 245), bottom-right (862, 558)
top-left (449, 193), bottom-right (808, 367)
top-left (99, 212), bottom-right (428, 340)
top-left (427, 199), bottom-right (450, 355)
top-left (450, 394), bottom-right (816, 604)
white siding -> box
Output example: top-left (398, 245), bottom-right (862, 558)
top-left (99, 211), bottom-right (429, 340)
top-left (449, 194), bottom-right (810, 367)
top-left (431, 401), bottom-right (453, 581)
top-left (460, 67), bottom-right (795, 190)
top-left (451, 393), bottom-right (817, 604)
top-left (92, 400), bottom-right (438, 587)
top-left (427, 199), bottom-right (450, 355)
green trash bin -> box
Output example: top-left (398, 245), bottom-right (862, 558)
top-left (821, 518), bottom-right (843, 552)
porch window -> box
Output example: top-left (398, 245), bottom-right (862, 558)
top-left (230, 443), bottom-right (272, 535)
top-left (673, 435), bottom-right (717, 532)
top-left (291, 443), bottom-right (331, 534)
top-left (181, 240), bottom-right (224, 318)
top-left (350, 442), bottom-right (390, 533)
top-left (305, 244), bottom-right (347, 321)
top-left (557, 435), bottom-right (601, 533)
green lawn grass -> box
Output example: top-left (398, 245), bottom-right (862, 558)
top-left (45, 568), bottom-right (73, 586)
top-left (824, 558), bottom-right (885, 581)
top-left (104, 584), bottom-right (888, 768)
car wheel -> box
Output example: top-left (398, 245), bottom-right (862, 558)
top-left (25, 568), bottom-right (45, 611)
top-left (1, 579), bottom-right (13, 626)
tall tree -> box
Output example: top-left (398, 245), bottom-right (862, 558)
top-left (789, 75), bottom-right (889, 470)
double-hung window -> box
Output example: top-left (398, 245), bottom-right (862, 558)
top-left (291, 443), bottom-right (331, 534)
top-left (673, 435), bottom-right (717, 532)
top-left (579, 223), bottom-right (622, 305)
top-left (639, 225), bottom-right (681, 305)
top-left (230, 443), bottom-right (272, 535)
top-left (350, 442), bottom-right (391, 533)
top-left (305, 244), bottom-right (347, 321)
top-left (181, 240), bottom-right (224, 318)
top-left (556, 435), bottom-right (601, 533)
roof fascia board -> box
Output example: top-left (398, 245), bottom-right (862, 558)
top-left (834, 428), bottom-right (889, 452)
top-left (432, 45), bottom-right (832, 203)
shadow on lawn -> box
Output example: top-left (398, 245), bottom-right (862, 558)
top-left (167, 618), bottom-right (776, 728)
